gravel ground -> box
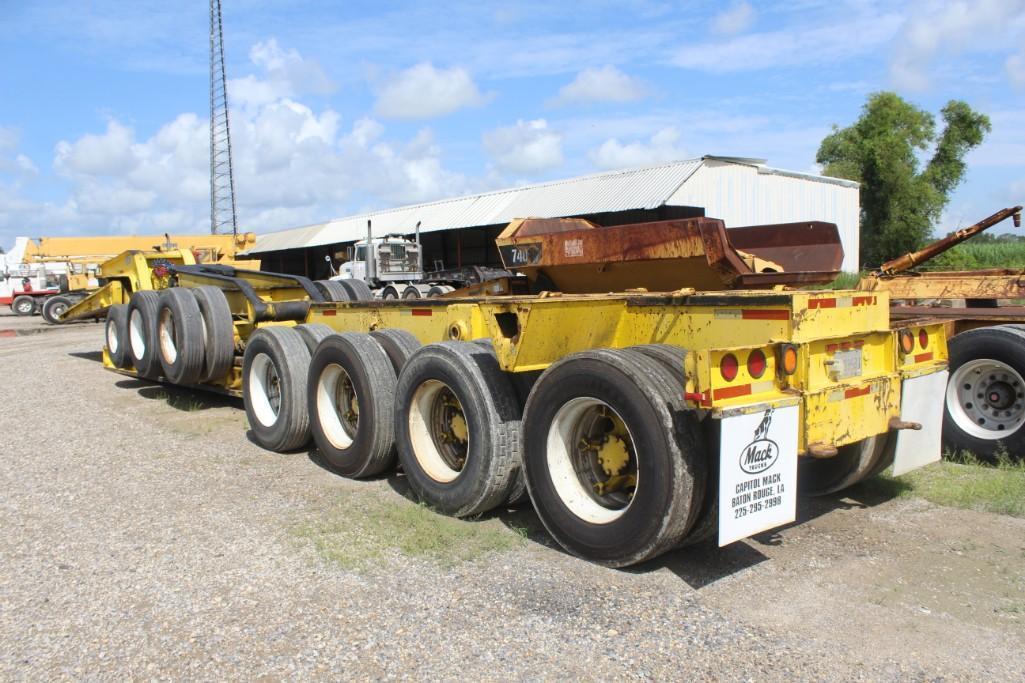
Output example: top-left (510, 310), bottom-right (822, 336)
top-left (1, 311), bottom-right (1023, 680)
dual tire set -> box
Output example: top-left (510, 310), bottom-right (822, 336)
top-left (105, 287), bottom-right (236, 386)
top-left (242, 328), bottom-right (713, 567)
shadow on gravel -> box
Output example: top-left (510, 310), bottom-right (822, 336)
top-left (382, 473), bottom-right (562, 552)
top-left (304, 447), bottom-right (399, 481)
top-left (787, 475), bottom-right (913, 529)
top-left (68, 350), bottom-right (103, 363)
top-left (115, 378), bottom-right (240, 412)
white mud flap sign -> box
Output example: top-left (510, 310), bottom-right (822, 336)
top-left (718, 404), bottom-right (799, 546)
top-left (892, 370), bottom-right (948, 476)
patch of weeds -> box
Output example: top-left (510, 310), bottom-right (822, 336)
top-left (166, 393), bottom-right (206, 411)
top-left (865, 450), bottom-right (1025, 518)
top-left (292, 497), bottom-right (526, 571)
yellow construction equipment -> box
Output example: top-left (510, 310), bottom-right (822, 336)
top-left (23, 232), bottom-right (260, 324)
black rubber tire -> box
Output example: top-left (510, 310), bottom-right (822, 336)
top-left (41, 296), bottom-right (72, 324)
top-left (629, 344), bottom-right (687, 380)
top-left (191, 286), bottom-right (235, 383)
top-left (393, 342), bottom-right (523, 517)
top-left (381, 286), bottom-right (401, 300)
top-left (295, 323), bottom-right (335, 354)
top-left (369, 328), bottom-right (421, 374)
top-left (943, 326), bottom-right (1025, 460)
top-left (105, 304), bottom-right (132, 369)
top-left (467, 338), bottom-right (528, 505)
top-left (127, 291), bottom-right (163, 379)
top-left (12, 295), bottom-right (35, 316)
top-left (336, 278), bottom-right (373, 301)
top-left (401, 285), bottom-right (423, 299)
top-left (314, 280), bottom-right (352, 302)
top-left (627, 344), bottom-right (717, 547)
top-left (427, 285), bottom-right (454, 297)
top-left (156, 288), bottom-right (205, 385)
top-left (309, 333), bottom-right (398, 477)
top-left (242, 326), bottom-right (312, 452)
top-left (798, 433), bottom-right (893, 496)
top-left (522, 348), bottom-right (704, 567)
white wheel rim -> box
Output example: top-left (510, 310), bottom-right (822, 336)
top-left (129, 308), bottom-right (147, 360)
top-left (16, 300), bottom-right (31, 313)
top-left (547, 397), bottom-right (637, 525)
top-left (106, 318), bottom-right (119, 353)
top-left (317, 363), bottom-right (358, 449)
top-left (158, 308), bottom-right (178, 364)
top-left (408, 379), bottom-right (467, 483)
top-left (947, 359), bottom-right (1025, 440)
top-left (248, 353), bottom-right (281, 427)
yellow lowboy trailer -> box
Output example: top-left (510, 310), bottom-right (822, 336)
top-left (99, 265), bottom-right (949, 567)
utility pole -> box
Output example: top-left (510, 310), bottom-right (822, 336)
top-left (209, 0), bottom-right (238, 236)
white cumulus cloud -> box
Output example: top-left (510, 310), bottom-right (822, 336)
top-left (588, 127), bottom-right (687, 170)
top-left (230, 39), bottom-right (336, 109)
top-left (0, 42), bottom-right (473, 244)
top-left (550, 65), bottom-right (648, 106)
top-left (891, 0), bottom-right (1025, 91)
top-left (712, 2), bottom-right (755, 35)
top-left (374, 63), bottom-right (490, 119)
top-left (483, 119), bottom-right (563, 174)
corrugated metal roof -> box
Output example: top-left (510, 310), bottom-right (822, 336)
top-left (244, 156), bottom-right (854, 254)
top-left (245, 159), bottom-right (704, 254)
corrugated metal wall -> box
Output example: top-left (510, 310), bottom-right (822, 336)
top-left (669, 160), bottom-right (861, 272)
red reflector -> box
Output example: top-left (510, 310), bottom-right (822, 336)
top-left (720, 353), bottom-right (739, 382)
top-left (918, 329), bottom-right (929, 349)
top-left (747, 349), bottom-right (767, 379)
top-left (713, 384), bottom-right (752, 401)
top-left (914, 352), bottom-right (934, 363)
top-left (322, 310), bottom-right (337, 317)
top-left (844, 386), bottom-right (871, 399)
top-left (826, 343), bottom-right (838, 354)
top-left (809, 298), bottom-right (836, 309)
top-left (741, 309), bottom-right (790, 320)
top-left (411, 309), bottom-right (433, 317)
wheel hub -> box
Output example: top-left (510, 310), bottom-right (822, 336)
top-left (948, 358), bottom-right (1025, 439)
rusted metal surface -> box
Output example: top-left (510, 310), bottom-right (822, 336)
top-left (860, 269), bottom-right (1025, 299)
top-left (875, 206), bottom-right (1022, 276)
top-left (494, 216), bottom-right (843, 294)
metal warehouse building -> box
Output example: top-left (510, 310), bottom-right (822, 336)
top-left (246, 155), bottom-right (861, 277)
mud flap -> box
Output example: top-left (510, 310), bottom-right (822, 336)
top-left (892, 370), bottom-right (948, 476)
top-left (718, 404), bottom-right (799, 546)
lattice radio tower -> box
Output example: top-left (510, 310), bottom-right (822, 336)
top-left (209, 0), bottom-right (238, 235)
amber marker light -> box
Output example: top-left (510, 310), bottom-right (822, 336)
top-left (900, 330), bottom-right (914, 354)
top-left (780, 344), bottom-right (799, 375)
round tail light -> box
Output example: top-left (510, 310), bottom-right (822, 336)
top-left (720, 353), bottom-right (739, 382)
top-left (918, 328), bottom-right (929, 349)
top-left (747, 349), bottom-right (767, 379)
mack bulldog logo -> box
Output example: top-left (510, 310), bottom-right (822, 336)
top-left (739, 407), bottom-right (779, 474)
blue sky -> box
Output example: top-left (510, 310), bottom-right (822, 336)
top-left (1, 0), bottom-right (1023, 250)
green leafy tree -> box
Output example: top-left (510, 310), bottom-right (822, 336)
top-left (816, 92), bottom-right (990, 268)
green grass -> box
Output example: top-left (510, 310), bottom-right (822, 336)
top-left (927, 240), bottom-right (1025, 271)
top-left (293, 497), bottom-right (527, 571)
top-left (864, 451), bottom-right (1025, 518)
top-left (819, 271), bottom-right (865, 290)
